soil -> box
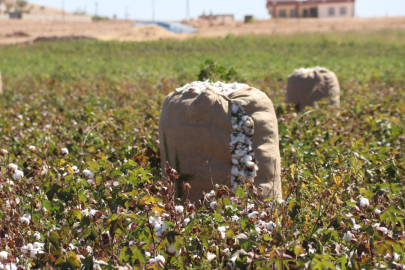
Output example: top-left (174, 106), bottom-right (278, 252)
top-left (0, 17), bottom-right (404, 45)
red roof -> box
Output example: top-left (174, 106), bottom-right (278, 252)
top-left (267, 0), bottom-right (355, 7)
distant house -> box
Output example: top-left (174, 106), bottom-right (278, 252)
top-left (0, 0), bottom-right (17, 13)
top-left (199, 13), bottom-right (235, 24)
top-left (267, 0), bottom-right (355, 19)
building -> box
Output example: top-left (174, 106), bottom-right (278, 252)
top-left (199, 13), bottom-right (235, 24)
top-left (0, 0), bottom-right (17, 13)
top-left (267, 0), bottom-right (355, 19)
top-left (0, 1), bottom-right (92, 22)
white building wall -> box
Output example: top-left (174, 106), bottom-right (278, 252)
top-left (318, 3), bottom-right (354, 18)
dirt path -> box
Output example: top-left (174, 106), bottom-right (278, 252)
top-left (0, 17), bottom-right (404, 45)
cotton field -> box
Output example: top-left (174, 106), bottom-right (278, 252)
top-left (0, 32), bottom-right (405, 269)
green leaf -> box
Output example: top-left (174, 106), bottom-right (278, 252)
top-left (119, 246), bottom-right (132, 263)
top-left (131, 246), bottom-right (146, 264)
top-left (87, 161), bottom-right (101, 172)
top-left (235, 187), bottom-right (245, 198)
top-left (213, 213), bottom-right (224, 221)
top-left (49, 231), bottom-right (61, 249)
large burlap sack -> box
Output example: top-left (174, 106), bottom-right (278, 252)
top-left (159, 83), bottom-right (282, 202)
top-left (286, 67), bottom-right (340, 112)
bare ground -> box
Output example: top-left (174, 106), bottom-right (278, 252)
top-left (0, 17), bottom-right (404, 45)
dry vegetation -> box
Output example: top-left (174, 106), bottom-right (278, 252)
top-left (0, 17), bottom-right (405, 45)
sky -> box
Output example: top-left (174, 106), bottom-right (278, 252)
top-left (27, 0), bottom-right (405, 21)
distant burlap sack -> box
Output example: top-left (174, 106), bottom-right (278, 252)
top-left (286, 67), bottom-right (340, 112)
top-left (159, 86), bottom-right (282, 202)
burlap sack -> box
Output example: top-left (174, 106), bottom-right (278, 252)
top-left (159, 86), bottom-right (282, 202)
top-left (286, 67), bottom-right (340, 112)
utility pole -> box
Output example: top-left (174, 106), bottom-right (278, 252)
top-left (125, 6), bottom-right (129, 21)
top-left (152, 0), bottom-right (155, 21)
top-left (61, 0), bottom-right (65, 21)
top-left (186, 0), bottom-right (190, 21)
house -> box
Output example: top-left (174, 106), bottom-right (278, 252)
top-left (199, 13), bottom-right (235, 24)
top-left (0, 0), bottom-right (17, 13)
top-left (267, 0), bottom-right (355, 19)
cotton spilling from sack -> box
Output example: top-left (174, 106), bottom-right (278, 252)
top-left (159, 81), bottom-right (282, 202)
top-left (286, 67), bottom-right (340, 112)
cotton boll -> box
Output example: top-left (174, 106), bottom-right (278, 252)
top-left (207, 252), bottom-right (216, 261)
top-left (394, 253), bottom-right (400, 261)
top-left (89, 209), bottom-right (99, 219)
top-left (26, 243), bottom-right (34, 251)
top-left (353, 224), bottom-right (361, 232)
top-left (231, 215), bottom-right (240, 222)
top-left (374, 209), bottom-right (381, 215)
top-left (12, 170), bottom-right (24, 180)
top-left (277, 199), bottom-right (286, 205)
top-left (245, 161), bottom-right (256, 169)
top-left (384, 253), bottom-right (392, 261)
top-left (71, 166), bottom-right (79, 173)
top-left (8, 163), bottom-right (18, 172)
top-left (247, 211), bottom-right (259, 219)
top-left (83, 169), bottom-right (95, 179)
top-left (33, 232), bottom-right (41, 241)
top-left (218, 226), bottom-right (226, 239)
top-left (235, 149), bottom-right (246, 157)
top-left (167, 245), bottom-right (179, 256)
top-left (61, 148), bottom-right (69, 156)
top-left (0, 251), bottom-right (9, 260)
top-left (231, 103), bottom-right (239, 114)
top-left (210, 201), bottom-right (218, 209)
top-left (21, 245), bottom-right (29, 254)
top-left (237, 134), bottom-right (246, 143)
top-left (20, 216), bottom-right (30, 226)
top-left (41, 166), bottom-right (49, 176)
top-left (87, 180), bottom-right (95, 185)
top-left (231, 166), bottom-right (239, 176)
top-left (266, 221), bottom-right (276, 231)
top-left (175, 205), bottom-right (184, 214)
top-left (378, 227), bottom-right (388, 235)
top-left (359, 197), bottom-right (370, 208)
top-left (242, 155), bottom-right (252, 164)
top-left (149, 216), bottom-right (157, 227)
top-left (86, 246), bottom-right (93, 253)
top-left (0, 149), bottom-right (8, 156)
top-left (183, 218), bottom-right (190, 226)
top-left (154, 219), bottom-right (168, 237)
top-left (232, 158), bottom-right (239, 165)
top-left (238, 170), bottom-right (246, 178)
top-left (150, 255), bottom-right (165, 264)
top-left (207, 190), bottom-right (215, 198)
top-left (33, 242), bottom-right (45, 250)
top-left (343, 231), bottom-right (353, 242)
top-left (29, 145), bottom-right (36, 152)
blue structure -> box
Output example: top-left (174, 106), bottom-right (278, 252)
top-left (134, 22), bottom-right (197, 34)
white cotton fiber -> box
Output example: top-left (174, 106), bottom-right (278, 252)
top-left (176, 81), bottom-right (249, 96)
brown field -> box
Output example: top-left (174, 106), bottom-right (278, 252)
top-left (0, 16), bottom-right (404, 45)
